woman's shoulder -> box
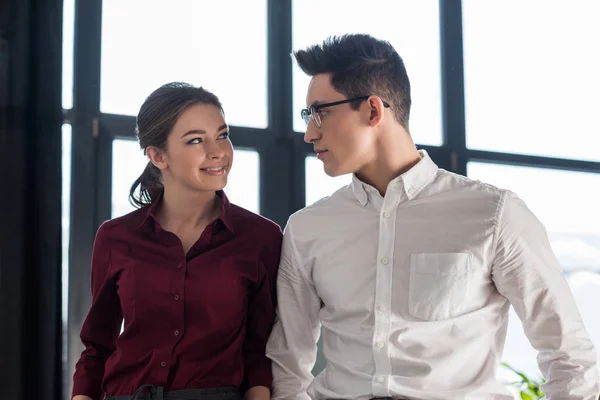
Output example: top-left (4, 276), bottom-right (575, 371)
top-left (227, 203), bottom-right (282, 239)
top-left (98, 206), bottom-right (149, 235)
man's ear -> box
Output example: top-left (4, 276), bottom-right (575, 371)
top-left (367, 96), bottom-right (386, 128)
top-left (146, 146), bottom-right (168, 171)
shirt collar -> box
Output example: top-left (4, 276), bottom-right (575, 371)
top-left (216, 190), bottom-right (235, 233)
top-left (351, 149), bottom-right (438, 206)
top-left (134, 190), bottom-right (235, 234)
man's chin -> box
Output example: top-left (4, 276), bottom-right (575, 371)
top-left (323, 164), bottom-right (343, 178)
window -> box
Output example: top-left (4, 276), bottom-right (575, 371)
top-left (62, 0), bottom-right (75, 109)
top-left (292, 0), bottom-right (442, 146)
top-left (468, 162), bottom-right (600, 377)
top-left (462, 0), bottom-right (600, 162)
top-left (61, 124), bottom-right (72, 322)
top-left (111, 139), bottom-right (148, 218)
top-left (100, 0), bottom-right (268, 128)
top-left (305, 156), bottom-right (352, 206)
top-left (225, 149), bottom-right (260, 213)
top-left (111, 140), bottom-right (260, 218)
top-left (61, 124), bottom-right (72, 375)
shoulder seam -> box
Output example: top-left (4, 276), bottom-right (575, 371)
top-left (490, 190), bottom-right (509, 261)
top-left (286, 220), bottom-right (313, 286)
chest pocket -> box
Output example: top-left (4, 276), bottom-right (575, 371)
top-left (409, 252), bottom-right (472, 321)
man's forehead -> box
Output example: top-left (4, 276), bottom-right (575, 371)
top-left (306, 74), bottom-right (340, 106)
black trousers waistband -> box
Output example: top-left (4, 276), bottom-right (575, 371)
top-left (105, 385), bottom-right (240, 400)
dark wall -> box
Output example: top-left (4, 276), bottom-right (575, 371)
top-left (0, 0), bottom-right (64, 398)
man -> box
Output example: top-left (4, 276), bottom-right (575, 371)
top-left (265, 34), bottom-right (599, 400)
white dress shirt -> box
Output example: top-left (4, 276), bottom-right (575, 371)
top-left (266, 150), bottom-right (600, 400)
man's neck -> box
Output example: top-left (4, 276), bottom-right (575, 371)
top-left (356, 131), bottom-right (421, 197)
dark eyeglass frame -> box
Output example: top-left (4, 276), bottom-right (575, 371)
top-left (300, 95), bottom-right (391, 128)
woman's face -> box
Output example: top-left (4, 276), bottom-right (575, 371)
top-left (150, 103), bottom-right (234, 194)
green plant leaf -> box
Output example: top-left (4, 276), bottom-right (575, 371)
top-left (527, 382), bottom-right (540, 391)
top-left (520, 392), bottom-right (533, 400)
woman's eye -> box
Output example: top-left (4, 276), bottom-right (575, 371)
top-left (218, 131), bottom-right (230, 139)
top-left (187, 137), bottom-right (202, 144)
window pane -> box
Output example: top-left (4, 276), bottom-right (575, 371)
top-left (111, 140), bottom-right (260, 218)
top-left (467, 162), bottom-right (600, 377)
top-left (62, 0), bottom-right (74, 109)
top-left (462, 0), bottom-right (600, 161)
top-left (61, 123), bottom-right (72, 399)
top-left (61, 124), bottom-right (72, 343)
top-left (305, 156), bottom-right (352, 206)
top-left (111, 140), bottom-right (148, 219)
top-left (292, 0), bottom-right (442, 146)
top-left (100, 1), bottom-right (267, 128)
top-left (224, 150), bottom-right (260, 214)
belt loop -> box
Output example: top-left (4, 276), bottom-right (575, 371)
top-left (152, 386), bottom-right (164, 400)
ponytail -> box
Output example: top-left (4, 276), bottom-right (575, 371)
top-left (129, 161), bottom-right (163, 208)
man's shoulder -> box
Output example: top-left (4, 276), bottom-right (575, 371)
top-left (434, 168), bottom-right (509, 201)
top-left (287, 185), bottom-right (356, 230)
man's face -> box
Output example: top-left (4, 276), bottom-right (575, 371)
top-left (303, 74), bottom-right (376, 177)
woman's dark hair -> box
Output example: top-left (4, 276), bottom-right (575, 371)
top-left (129, 82), bottom-right (223, 208)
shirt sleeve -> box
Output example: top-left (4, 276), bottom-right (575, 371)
top-left (491, 191), bottom-right (600, 399)
top-left (72, 222), bottom-right (123, 400)
top-left (242, 226), bottom-right (283, 390)
top-left (266, 221), bottom-right (322, 400)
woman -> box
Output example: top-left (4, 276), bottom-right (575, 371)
top-left (72, 82), bottom-right (282, 400)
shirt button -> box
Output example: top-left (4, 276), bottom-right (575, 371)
top-left (381, 258), bottom-right (389, 265)
top-left (383, 212), bottom-right (391, 218)
top-left (177, 263), bottom-right (182, 269)
top-left (377, 376), bottom-right (384, 383)
top-left (376, 341), bottom-right (384, 348)
top-left (160, 361), bottom-right (167, 367)
top-left (378, 304), bottom-right (387, 312)
top-left (174, 330), bottom-right (180, 336)
top-left (174, 294), bottom-right (180, 301)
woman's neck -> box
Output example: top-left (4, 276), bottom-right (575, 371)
top-left (156, 186), bottom-right (220, 232)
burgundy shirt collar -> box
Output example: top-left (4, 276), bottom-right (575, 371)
top-left (135, 190), bottom-right (235, 234)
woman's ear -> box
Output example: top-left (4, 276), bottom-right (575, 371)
top-left (146, 146), bottom-right (168, 171)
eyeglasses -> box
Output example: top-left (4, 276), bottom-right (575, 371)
top-left (300, 95), bottom-right (390, 128)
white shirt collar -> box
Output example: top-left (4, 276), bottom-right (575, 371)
top-left (351, 149), bottom-right (438, 206)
